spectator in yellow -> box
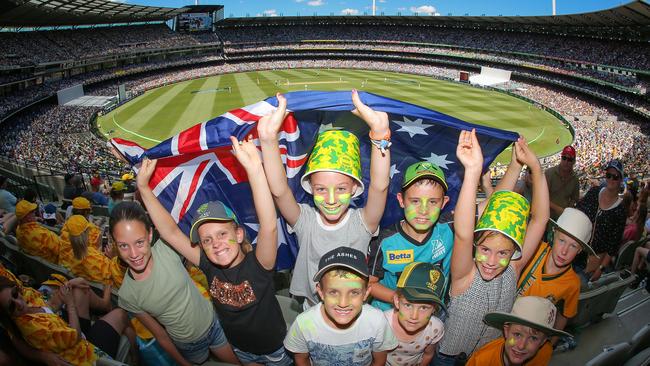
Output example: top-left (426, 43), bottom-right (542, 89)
top-left (0, 263), bottom-right (45, 308)
top-left (62, 197), bottom-right (102, 250)
top-left (15, 200), bottom-right (62, 264)
top-left (59, 215), bottom-right (125, 288)
top-left (108, 181), bottom-right (126, 215)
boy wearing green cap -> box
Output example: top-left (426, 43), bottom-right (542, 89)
top-left (368, 161), bottom-right (452, 311)
top-left (384, 262), bottom-right (446, 366)
top-left (259, 90), bottom-right (391, 308)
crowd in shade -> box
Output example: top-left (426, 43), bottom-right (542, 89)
top-left (1, 58), bottom-right (648, 184)
top-left (0, 24), bottom-right (219, 66)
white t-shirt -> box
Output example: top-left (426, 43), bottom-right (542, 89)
top-left (284, 303), bottom-right (398, 366)
top-left (384, 309), bottom-right (444, 366)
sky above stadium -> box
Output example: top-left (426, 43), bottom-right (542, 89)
top-left (124, 0), bottom-right (630, 18)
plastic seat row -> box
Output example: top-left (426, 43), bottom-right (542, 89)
top-left (570, 271), bottom-right (636, 328)
top-left (587, 323), bottom-right (650, 366)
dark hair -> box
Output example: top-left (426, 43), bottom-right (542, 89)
top-left (23, 188), bottom-right (37, 203)
top-left (0, 276), bottom-right (20, 337)
top-left (109, 201), bottom-right (152, 238)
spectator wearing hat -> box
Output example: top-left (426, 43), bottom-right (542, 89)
top-left (89, 176), bottom-right (109, 206)
top-left (61, 197), bottom-right (102, 250)
top-left (466, 296), bottom-right (571, 366)
top-left (14, 200), bottom-right (63, 264)
top-left (576, 159), bottom-right (627, 282)
top-left (62, 174), bottom-right (84, 201)
top-left (384, 262), bottom-right (446, 366)
top-left (108, 181), bottom-right (126, 215)
top-left (42, 203), bottom-right (62, 227)
top-left (517, 208), bottom-right (594, 348)
top-left (545, 146), bottom-right (579, 221)
top-left (0, 176), bottom-right (16, 214)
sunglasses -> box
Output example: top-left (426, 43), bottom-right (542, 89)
top-left (561, 156), bottom-right (575, 163)
top-left (605, 173), bottom-right (621, 181)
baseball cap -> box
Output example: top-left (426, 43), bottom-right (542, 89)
top-left (90, 176), bottom-right (103, 187)
top-left (72, 197), bottom-right (91, 210)
top-left (15, 200), bottom-right (38, 220)
top-left (313, 247), bottom-right (369, 282)
top-left (402, 161), bottom-right (448, 192)
top-left (605, 159), bottom-right (624, 177)
top-left (396, 262), bottom-right (447, 311)
top-left (43, 203), bottom-right (57, 220)
top-left (65, 215), bottom-right (90, 237)
top-left (122, 173), bottom-right (134, 181)
top-left (189, 201), bottom-right (238, 243)
top-left (561, 146), bottom-right (576, 158)
top-left (111, 181), bottom-right (126, 192)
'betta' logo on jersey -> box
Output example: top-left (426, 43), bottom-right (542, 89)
top-left (387, 249), bottom-right (414, 264)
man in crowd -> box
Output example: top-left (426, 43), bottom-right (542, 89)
top-left (545, 146), bottom-right (580, 220)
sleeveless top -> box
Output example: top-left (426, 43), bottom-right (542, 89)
top-left (439, 265), bottom-right (517, 356)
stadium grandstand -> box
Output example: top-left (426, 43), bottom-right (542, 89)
top-left (0, 0), bottom-right (649, 364)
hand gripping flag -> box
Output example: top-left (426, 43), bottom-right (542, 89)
top-left (110, 90), bottom-right (519, 270)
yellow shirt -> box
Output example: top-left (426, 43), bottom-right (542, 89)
top-left (14, 312), bottom-right (99, 366)
top-left (187, 264), bottom-right (210, 300)
top-left (59, 241), bottom-right (125, 288)
top-left (16, 222), bottom-right (62, 264)
top-left (517, 242), bottom-right (580, 318)
top-left (0, 264), bottom-right (46, 307)
top-left (466, 338), bottom-right (552, 366)
top-left (60, 222), bottom-right (102, 250)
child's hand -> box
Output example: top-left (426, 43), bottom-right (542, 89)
top-left (257, 93), bottom-right (288, 141)
top-left (350, 89), bottom-right (390, 136)
top-left (456, 129), bottom-right (483, 172)
top-left (136, 158), bottom-right (157, 190)
top-left (514, 137), bottom-right (540, 170)
top-left (231, 135), bottom-right (262, 168)
top-left (509, 137), bottom-right (524, 168)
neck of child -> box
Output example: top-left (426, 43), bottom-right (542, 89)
top-left (502, 349), bottom-right (521, 366)
top-left (400, 220), bottom-right (430, 242)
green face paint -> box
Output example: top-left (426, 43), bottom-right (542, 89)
top-left (228, 239), bottom-right (238, 245)
top-left (475, 253), bottom-right (488, 263)
top-left (498, 258), bottom-right (510, 268)
top-left (313, 187), bottom-right (350, 216)
top-left (404, 199), bottom-right (441, 230)
top-left (338, 193), bottom-right (351, 205)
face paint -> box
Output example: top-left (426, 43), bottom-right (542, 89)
top-left (228, 239), bottom-right (238, 245)
top-left (398, 310), bottom-right (406, 320)
top-left (338, 193), bottom-right (351, 205)
top-left (475, 253), bottom-right (488, 262)
top-left (507, 337), bottom-right (516, 346)
top-left (405, 199), bottom-right (441, 230)
top-left (313, 187), bottom-right (350, 216)
top-left (498, 258), bottom-right (510, 267)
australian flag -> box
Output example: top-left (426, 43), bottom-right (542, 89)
top-left (111, 90), bottom-right (518, 270)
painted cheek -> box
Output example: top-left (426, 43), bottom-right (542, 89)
top-left (228, 239), bottom-right (238, 245)
top-left (498, 258), bottom-right (510, 267)
top-left (475, 253), bottom-right (488, 262)
top-left (507, 337), bottom-right (516, 346)
top-left (313, 195), bottom-right (325, 205)
top-left (338, 193), bottom-right (351, 205)
top-left (405, 204), bottom-right (418, 221)
top-left (428, 206), bottom-right (441, 223)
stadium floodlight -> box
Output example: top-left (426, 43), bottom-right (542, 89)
top-left (373, 0), bottom-right (376, 16)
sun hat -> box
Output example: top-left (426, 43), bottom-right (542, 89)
top-left (402, 161), bottom-right (448, 192)
top-left (111, 181), bottom-right (126, 192)
top-left (313, 247), bottom-right (368, 282)
top-left (65, 215), bottom-right (90, 237)
top-left (189, 201), bottom-right (238, 243)
top-left (484, 296), bottom-right (572, 338)
top-left (15, 200), bottom-right (38, 220)
top-left (121, 173), bottom-right (134, 181)
top-left (72, 197), bottom-right (91, 210)
top-left (301, 130), bottom-right (364, 198)
top-left (475, 190), bottom-right (530, 260)
top-left (396, 262), bottom-right (447, 311)
top-left (550, 208), bottom-right (596, 257)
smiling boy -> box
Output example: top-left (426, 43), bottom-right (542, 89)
top-left (284, 247), bottom-right (398, 366)
top-left (369, 161), bottom-right (452, 311)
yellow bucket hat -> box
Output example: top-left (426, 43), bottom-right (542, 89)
top-left (41, 274), bottom-right (68, 287)
top-left (301, 130), bottom-right (364, 198)
top-left (112, 181), bottom-right (126, 192)
top-left (65, 215), bottom-right (90, 237)
top-left (475, 190), bottom-right (530, 260)
top-left (15, 200), bottom-right (38, 220)
top-left (122, 172), bottom-right (134, 181)
top-left (72, 197), bottom-right (91, 210)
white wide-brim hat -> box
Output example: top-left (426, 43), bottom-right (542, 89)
top-left (484, 296), bottom-right (572, 338)
top-left (550, 208), bottom-right (597, 257)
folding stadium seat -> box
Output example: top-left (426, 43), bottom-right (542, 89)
top-left (596, 275), bottom-right (637, 316)
top-left (585, 342), bottom-right (632, 366)
top-left (623, 347), bottom-right (650, 366)
top-left (583, 271), bottom-right (620, 292)
top-left (630, 324), bottom-right (650, 356)
top-left (18, 251), bottom-right (71, 284)
top-left (569, 286), bottom-right (608, 328)
top-left (616, 239), bottom-right (646, 271)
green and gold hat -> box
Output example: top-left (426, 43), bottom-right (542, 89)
top-left (301, 130), bottom-right (364, 198)
top-left (475, 190), bottom-right (530, 260)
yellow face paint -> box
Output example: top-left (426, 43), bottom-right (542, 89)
top-left (475, 253), bottom-right (488, 262)
top-left (507, 337), bottom-right (516, 346)
top-left (498, 258), bottom-right (510, 267)
top-left (228, 239), bottom-right (238, 245)
top-left (313, 187), bottom-right (351, 215)
top-left (404, 199), bottom-right (441, 230)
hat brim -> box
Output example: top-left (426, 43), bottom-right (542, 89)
top-left (301, 169), bottom-right (365, 198)
top-left (474, 228), bottom-right (522, 260)
top-left (189, 217), bottom-right (236, 243)
top-left (484, 311), bottom-right (572, 338)
top-left (400, 287), bottom-right (447, 312)
top-left (312, 263), bottom-right (369, 282)
top-left (549, 219), bottom-right (598, 258)
top-left (402, 173), bottom-right (448, 192)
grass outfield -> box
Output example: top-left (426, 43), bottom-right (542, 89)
top-left (97, 68), bottom-right (572, 163)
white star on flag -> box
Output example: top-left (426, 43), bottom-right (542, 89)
top-left (393, 116), bottom-right (431, 138)
top-left (244, 219), bottom-right (290, 247)
top-left (421, 152), bottom-right (454, 170)
top-left (389, 164), bottom-right (400, 179)
top-left (318, 123), bottom-right (343, 133)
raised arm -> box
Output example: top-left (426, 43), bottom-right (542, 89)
top-left (136, 158), bottom-right (200, 265)
top-left (258, 93), bottom-right (301, 226)
top-left (352, 89), bottom-right (391, 233)
top-left (230, 136), bottom-right (278, 270)
top-left (450, 129), bottom-right (484, 287)
top-left (511, 138), bottom-right (549, 275)
top-left (495, 138), bottom-right (524, 192)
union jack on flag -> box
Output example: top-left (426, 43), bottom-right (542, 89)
top-left (111, 91), bottom-right (518, 270)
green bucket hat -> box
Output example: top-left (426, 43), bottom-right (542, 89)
top-left (301, 130), bottom-right (364, 198)
top-left (475, 190), bottom-right (530, 260)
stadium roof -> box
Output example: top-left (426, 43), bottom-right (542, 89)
top-left (216, 1), bottom-right (650, 28)
top-left (0, 0), bottom-right (223, 27)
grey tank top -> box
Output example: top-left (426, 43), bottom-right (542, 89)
top-left (439, 265), bottom-right (517, 356)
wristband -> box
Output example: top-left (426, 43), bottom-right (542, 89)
top-left (370, 138), bottom-right (392, 153)
top-left (369, 130), bottom-right (391, 141)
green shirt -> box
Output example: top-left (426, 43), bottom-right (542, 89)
top-left (118, 239), bottom-right (214, 343)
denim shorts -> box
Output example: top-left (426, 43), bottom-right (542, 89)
top-left (233, 345), bottom-right (293, 365)
top-left (174, 315), bottom-right (228, 364)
